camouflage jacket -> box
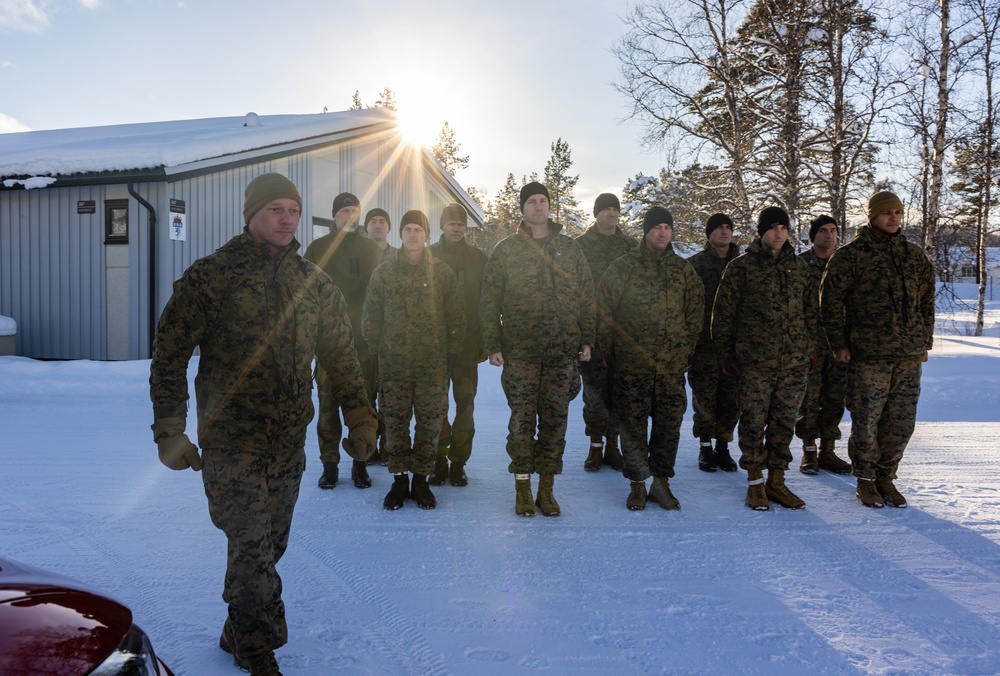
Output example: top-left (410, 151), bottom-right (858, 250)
top-left (303, 229), bottom-right (382, 353)
top-left (711, 239), bottom-right (817, 371)
top-left (574, 224), bottom-right (638, 287)
top-left (362, 251), bottom-right (466, 381)
top-left (150, 230), bottom-right (369, 451)
top-left (800, 246), bottom-right (833, 347)
top-left (820, 225), bottom-right (934, 362)
top-left (688, 242), bottom-right (741, 351)
top-left (597, 242), bottom-right (704, 374)
top-left (430, 236), bottom-right (488, 356)
top-left (380, 243), bottom-right (398, 263)
top-left (480, 220), bottom-right (596, 359)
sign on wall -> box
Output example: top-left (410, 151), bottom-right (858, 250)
top-left (169, 199), bottom-right (186, 241)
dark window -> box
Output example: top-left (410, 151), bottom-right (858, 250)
top-left (105, 199), bottom-right (129, 244)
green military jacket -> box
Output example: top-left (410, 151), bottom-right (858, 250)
top-left (303, 229), bottom-right (382, 353)
top-left (150, 230), bottom-right (369, 451)
top-left (711, 239), bottom-right (817, 371)
top-left (480, 220), bottom-right (596, 360)
top-left (597, 242), bottom-right (704, 374)
top-left (820, 225), bottom-right (934, 362)
top-left (430, 236), bottom-right (488, 357)
top-left (688, 242), bottom-right (740, 351)
top-left (800, 246), bottom-right (833, 349)
top-left (362, 251), bottom-right (466, 381)
top-left (574, 224), bottom-right (638, 288)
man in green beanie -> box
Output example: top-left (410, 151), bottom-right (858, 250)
top-left (820, 191), bottom-right (934, 508)
top-left (150, 172), bottom-right (377, 674)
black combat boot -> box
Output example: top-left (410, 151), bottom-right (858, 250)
top-left (800, 440), bottom-right (819, 475)
top-left (351, 460), bottom-right (371, 489)
top-left (714, 439), bottom-right (737, 472)
top-left (428, 456), bottom-right (449, 486)
top-left (410, 473), bottom-right (437, 509)
top-left (449, 461), bottom-right (468, 486)
top-left (698, 439), bottom-right (717, 472)
top-left (317, 462), bottom-right (339, 489)
top-left (584, 436), bottom-right (603, 472)
top-left (602, 436), bottom-right (624, 471)
top-left (383, 473), bottom-right (409, 510)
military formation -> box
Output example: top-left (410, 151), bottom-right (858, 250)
top-left (149, 172), bottom-right (933, 674)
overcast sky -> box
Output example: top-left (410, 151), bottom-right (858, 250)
top-left (0, 0), bottom-right (666, 212)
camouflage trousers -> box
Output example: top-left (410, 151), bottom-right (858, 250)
top-left (501, 356), bottom-right (581, 475)
top-left (437, 356), bottom-right (480, 464)
top-left (795, 352), bottom-right (846, 442)
top-left (846, 358), bottom-right (922, 480)
top-left (315, 353), bottom-right (376, 464)
top-left (381, 378), bottom-right (450, 476)
top-left (579, 356), bottom-right (617, 438)
top-left (736, 367), bottom-right (809, 471)
top-left (202, 443), bottom-right (305, 656)
top-left (688, 349), bottom-right (740, 442)
top-left (615, 370), bottom-right (687, 482)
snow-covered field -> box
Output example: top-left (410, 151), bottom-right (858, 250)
top-left (2, 283), bottom-right (1000, 675)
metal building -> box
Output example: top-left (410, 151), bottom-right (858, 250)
top-left (0, 109), bottom-right (482, 360)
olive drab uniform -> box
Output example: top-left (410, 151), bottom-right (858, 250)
top-left (796, 247), bottom-right (847, 443)
top-left (480, 219), bottom-right (595, 475)
top-left (429, 235), bottom-right (489, 466)
top-left (362, 252), bottom-right (466, 475)
top-left (711, 239), bottom-right (817, 471)
top-left (820, 225), bottom-right (934, 480)
top-left (150, 230), bottom-right (370, 658)
top-left (574, 224), bottom-right (638, 442)
top-left (303, 229), bottom-right (383, 463)
top-left (596, 242), bottom-right (703, 481)
top-left (687, 242), bottom-right (742, 444)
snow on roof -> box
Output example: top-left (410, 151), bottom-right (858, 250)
top-left (0, 109), bottom-right (397, 179)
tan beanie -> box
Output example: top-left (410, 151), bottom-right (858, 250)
top-left (867, 191), bottom-right (904, 223)
top-left (243, 173), bottom-right (302, 224)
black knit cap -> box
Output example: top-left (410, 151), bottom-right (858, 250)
top-left (400, 209), bottom-right (430, 237)
top-left (364, 208), bottom-right (391, 228)
top-left (705, 212), bottom-right (734, 238)
top-left (757, 206), bottom-right (790, 237)
top-left (593, 193), bottom-right (621, 217)
top-left (332, 192), bottom-right (360, 215)
top-left (642, 206), bottom-right (674, 234)
top-left (809, 214), bottom-right (838, 242)
top-left (519, 182), bottom-right (550, 211)
top-left (440, 202), bottom-right (468, 226)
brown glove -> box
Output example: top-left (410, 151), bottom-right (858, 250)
top-left (341, 406), bottom-right (378, 461)
top-left (151, 417), bottom-right (202, 471)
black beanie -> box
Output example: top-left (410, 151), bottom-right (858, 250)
top-left (519, 182), bottom-right (550, 211)
top-left (809, 215), bottom-right (838, 242)
top-left (642, 206), bottom-right (674, 235)
top-left (705, 212), bottom-right (734, 238)
top-left (440, 202), bottom-right (468, 226)
top-left (757, 206), bottom-right (790, 237)
top-left (364, 208), bottom-right (391, 229)
top-left (400, 209), bottom-right (430, 237)
top-left (332, 192), bottom-right (360, 215)
top-left (593, 193), bottom-right (621, 217)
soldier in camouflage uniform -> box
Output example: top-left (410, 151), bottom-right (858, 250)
top-left (820, 191), bottom-right (934, 508)
top-left (481, 182), bottom-right (595, 517)
top-left (796, 215), bottom-right (852, 475)
top-left (304, 192), bottom-right (383, 490)
top-left (364, 207), bottom-right (398, 263)
top-left (363, 209), bottom-right (466, 510)
top-left (428, 202), bottom-right (488, 487)
top-left (687, 213), bottom-right (742, 473)
top-left (150, 173), bottom-right (377, 675)
top-left (597, 207), bottom-right (703, 511)
top-left (575, 193), bottom-right (638, 472)
top-left (712, 206), bottom-right (817, 511)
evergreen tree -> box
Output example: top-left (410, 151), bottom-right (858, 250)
top-left (431, 121), bottom-right (470, 175)
top-left (543, 137), bottom-right (586, 233)
top-left (621, 172), bottom-right (665, 239)
top-left (349, 90), bottom-right (364, 111)
top-left (373, 87), bottom-right (398, 111)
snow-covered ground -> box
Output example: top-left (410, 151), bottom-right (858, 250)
top-left (2, 284), bottom-right (1000, 675)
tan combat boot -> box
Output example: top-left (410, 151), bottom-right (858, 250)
top-left (765, 468), bottom-right (806, 509)
top-left (602, 436), bottom-right (624, 471)
top-left (745, 468), bottom-right (770, 511)
top-left (876, 477), bottom-right (907, 508)
top-left (799, 440), bottom-right (819, 475)
top-left (535, 474), bottom-right (561, 516)
top-left (626, 481), bottom-right (647, 510)
top-left (515, 474), bottom-right (535, 517)
top-left (856, 477), bottom-right (884, 508)
top-left (584, 436), bottom-right (603, 472)
top-left (818, 439), bottom-right (852, 474)
top-left (647, 476), bottom-right (680, 510)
